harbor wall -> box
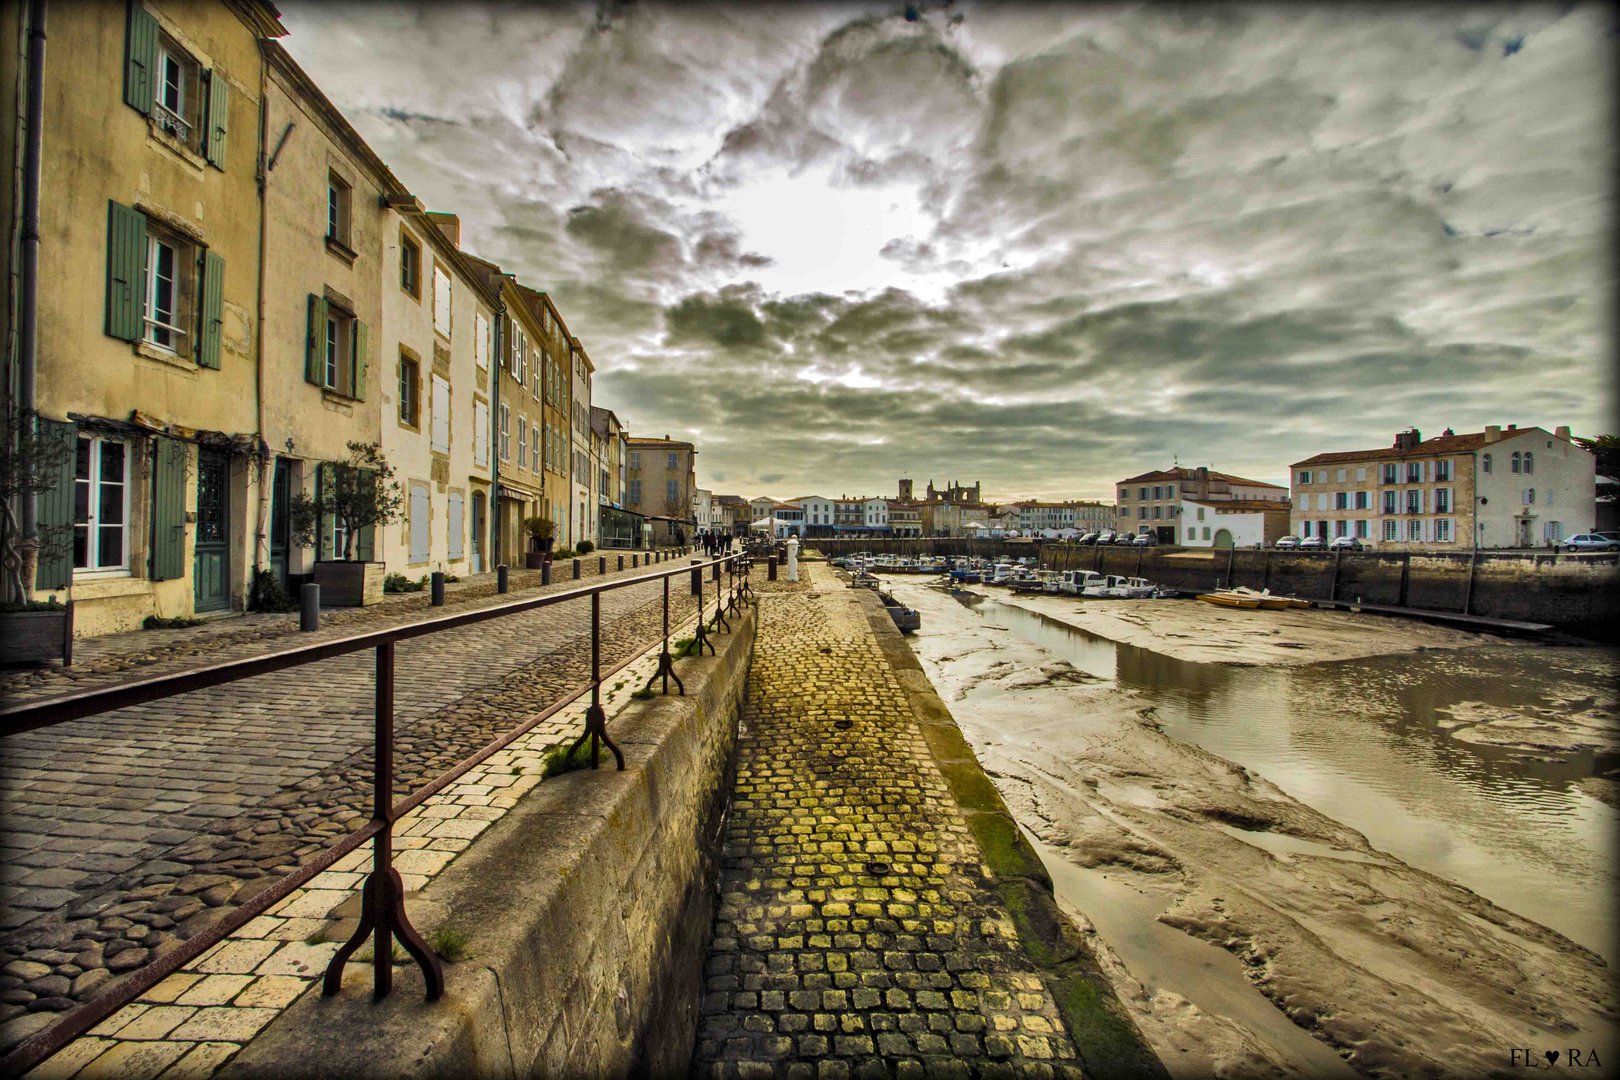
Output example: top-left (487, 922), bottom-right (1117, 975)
top-left (807, 540), bottom-right (1620, 630)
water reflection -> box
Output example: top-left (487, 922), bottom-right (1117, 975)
top-left (938, 585), bottom-right (1619, 961)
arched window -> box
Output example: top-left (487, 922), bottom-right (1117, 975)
top-left (1524, 451), bottom-right (1533, 474)
top-left (1511, 451), bottom-right (1521, 473)
top-left (1483, 453), bottom-right (1492, 474)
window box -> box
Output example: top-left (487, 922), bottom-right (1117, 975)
top-left (0, 603), bottom-right (74, 667)
top-left (313, 560), bottom-right (384, 607)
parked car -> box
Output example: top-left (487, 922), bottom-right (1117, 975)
top-left (1076, 532), bottom-right (1099, 546)
top-left (1299, 536), bottom-right (1325, 550)
top-left (1131, 533), bottom-right (1157, 546)
top-left (1274, 535), bottom-right (1301, 550)
top-left (1327, 537), bottom-right (1365, 551)
top-left (1114, 532), bottom-right (1138, 545)
top-left (1565, 533), bottom-right (1620, 552)
top-left (1095, 530), bottom-right (1116, 545)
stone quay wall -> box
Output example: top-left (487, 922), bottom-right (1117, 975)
top-left (808, 540), bottom-right (1620, 630)
top-left (223, 607), bottom-right (756, 1080)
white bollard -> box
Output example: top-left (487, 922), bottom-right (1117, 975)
top-left (786, 537), bottom-right (800, 582)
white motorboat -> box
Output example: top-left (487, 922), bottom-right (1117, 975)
top-left (1058, 570), bottom-right (1105, 595)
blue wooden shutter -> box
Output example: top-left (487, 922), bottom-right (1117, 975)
top-left (306, 294), bottom-right (327, 385)
top-left (33, 420), bottom-right (78, 591)
top-left (106, 201), bottom-right (146, 342)
top-left (198, 251), bottom-right (224, 369)
top-left (204, 70), bottom-right (228, 168)
top-left (150, 437), bottom-right (188, 580)
top-left (124, 3), bottom-right (157, 115)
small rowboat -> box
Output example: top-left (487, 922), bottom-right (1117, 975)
top-left (1229, 586), bottom-right (1310, 610)
top-left (1197, 592), bottom-right (1262, 609)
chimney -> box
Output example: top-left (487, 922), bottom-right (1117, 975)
top-left (1484, 425), bottom-right (1502, 443)
top-left (1507, 423), bottom-right (1517, 431)
top-left (1555, 425), bottom-right (1571, 440)
top-left (1393, 428), bottom-right (1422, 452)
top-left (426, 211), bottom-right (460, 247)
top-left (1442, 427), bottom-right (1454, 436)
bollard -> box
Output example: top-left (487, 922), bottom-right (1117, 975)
top-left (767, 556), bottom-right (777, 581)
top-left (541, 561), bottom-right (552, 586)
top-left (598, 555), bottom-right (607, 575)
top-left (691, 558), bottom-right (703, 595)
top-left (430, 571), bottom-right (445, 606)
top-left (497, 565), bottom-right (509, 594)
top-left (712, 561), bottom-right (721, 582)
top-left (300, 583), bottom-right (320, 632)
top-left (618, 555), bottom-right (625, 571)
top-left (573, 558), bottom-right (582, 580)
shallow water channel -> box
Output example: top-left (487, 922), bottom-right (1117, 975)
top-left (890, 578), bottom-right (1619, 964)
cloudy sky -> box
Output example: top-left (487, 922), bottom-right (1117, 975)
top-left (281, 2), bottom-right (1614, 502)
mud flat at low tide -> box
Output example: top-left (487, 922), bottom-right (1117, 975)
top-left (881, 577), bottom-right (1619, 1079)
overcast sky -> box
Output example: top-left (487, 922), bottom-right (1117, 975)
top-left (280, 2), bottom-right (1614, 503)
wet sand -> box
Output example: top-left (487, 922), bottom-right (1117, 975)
top-left (890, 579), bottom-right (1619, 1079)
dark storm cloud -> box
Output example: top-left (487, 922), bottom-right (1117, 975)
top-left (280, 1), bottom-right (1613, 500)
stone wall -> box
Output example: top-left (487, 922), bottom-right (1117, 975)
top-left (807, 539), bottom-right (1620, 630)
top-left (222, 609), bottom-right (755, 1079)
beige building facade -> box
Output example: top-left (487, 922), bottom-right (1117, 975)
top-left (627, 437), bottom-right (697, 545)
top-left (6, 0), bottom-right (284, 633)
top-left (1116, 466), bottom-right (1288, 542)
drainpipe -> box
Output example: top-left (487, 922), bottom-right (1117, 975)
top-left (17, 0), bottom-right (46, 581)
top-left (251, 52), bottom-right (272, 590)
top-left (490, 299), bottom-right (503, 568)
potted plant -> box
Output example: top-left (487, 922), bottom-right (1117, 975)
top-left (289, 442), bottom-right (402, 607)
top-left (0, 407), bottom-right (74, 666)
top-left (523, 515), bottom-right (555, 569)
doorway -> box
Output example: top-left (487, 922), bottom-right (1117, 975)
top-left (470, 492), bottom-right (485, 573)
top-left (269, 458), bottom-right (291, 590)
top-left (194, 449), bottom-right (230, 612)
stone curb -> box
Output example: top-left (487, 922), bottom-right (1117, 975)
top-left (849, 583), bottom-right (1169, 1080)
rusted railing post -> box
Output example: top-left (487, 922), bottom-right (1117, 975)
top-left (324, 642), bottom-right (442, 1001)
top-left (691, 563), bottom-right (715, 656)
top-left (709, 559), bottom-right (731, 635)
top-left (644, 572), bottom-right (683, 696)
top-left (568, 592), bottom-right (625, 770)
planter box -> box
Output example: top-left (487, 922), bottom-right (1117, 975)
top-left (314, 561), bottom-right (385, 607)
top-left (0, 603), bottom-right (73, 667)
top-left (525, 552), bottom-right (548, 570)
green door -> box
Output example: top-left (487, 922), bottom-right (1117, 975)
top-left (194, 450), bottom-right (230, 612)
top-left (1212, 528), bottom-right (1235, 550)
top-left (269, 458), bottom-right (292, 589)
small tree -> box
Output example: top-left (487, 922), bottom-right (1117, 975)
top-left (0, 407), bottom-right (73, 605)
top-left (523, 514), bottom-right (555, 551)
top-left (288, 442), bottom-right (402, 561)
top-left (1575, 434), bottom-right (1619, 504)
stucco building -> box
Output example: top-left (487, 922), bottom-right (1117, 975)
top-left (1116, 466), bottom-right (1288, 543)
top-left (1290, 425), bottom-right (1595, 549)
top-left (627, 435), bottom-right (696, 545)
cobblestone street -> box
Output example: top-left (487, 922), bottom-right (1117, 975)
top-left (0, 551), bottom-right (721, 1049)
top-left (694, 564), bottom-right (1082, 1080)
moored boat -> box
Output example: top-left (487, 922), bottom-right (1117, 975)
top-left (1197, 591), bottom-right (1262, 609)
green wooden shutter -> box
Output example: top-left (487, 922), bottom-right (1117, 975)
top-left (204, 70), bottom-right (228, 168)
top-left (150, 437), bottom-right (188, 580)
top-left (106, 201), bottom-right (146, 342)
top-left (353, 319), bottom-right (368, 400)
top-left (305, 294), bottom-right (327, 386)
top-left (124, 3), bottom-right (157, 115)
top-left (33, 420), bottom-right (78, 592)
top-left (317, 462), bottom-right (334, 560)
top-left (198, 251), bottom-right (224, 369)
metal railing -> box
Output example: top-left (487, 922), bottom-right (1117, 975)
top-left (0, 551), bottom-right (755, 1076)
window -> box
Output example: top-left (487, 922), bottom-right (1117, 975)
top-left (1138, 507), bottom-right (1147, 519)
top-left (1335, 520), bottom-right (1348, 538)
top-left (1383, 491), bottom-right (1396, 515)
top-left (321, 303), bottom-right (362, 397)
top-left (1336, 469), bottom-right (1346, 482)
top-left (1435, 488), bottom-right (1450, 513)
top-left (432, 264), bottom-right (451, 338)
top-left (518, 417), bottom-right (528, 468)
top-left (499, 404), bottom-right (510, 460)
top-left (511, 327), bottom-right (526, 383)
top-left (1356, 468), bottom-right (1366, 481)
top-left (1196, 506), bottom-right (1205, 521)
top-left (1297, 471), bottom-right (1311, 486)
top-left (1335, 492), bottom-right (1348, 510)
top-left (1152, 506), bottom-right (1162, 519)
top-left (629, 450), bottom-right (641, 469)
top-left (1435, 459), bottom-right (1451, 481)
top-left (327, 172), bottom-right (351, 248)
top-left (1138, 487), bottom-right (1148, 500)
top-left (1408, 520), bottom-right (1422, 541)
top-left (1165, 484), bottom-right (1174, 498)
top-left (1354, 491), bottom-right (1369, 510)
top-left (1406, 490), bottom-right (1421, 514)
top-left (668, 451), bottom-right (678, 470)
top-left (1435, 519), bottom-right (1452, 542)
top-left (1524, 488), bottom-right (1535, 504)
top-left (475, 313), bottom-right (489, 369)
top-left (1383, 519), bottom-right (1398, 541)
top-left (628, 479), bottom-right (641, 505)
top-left (1483, 453), bottom-right (1492, 474)
top-left (430, 374), bottom-right (450, 453)
top-left (398, 355), bottom-right (419, 426)
top-left (1187, 527), bottom-right (1196, 539)
top-left (153, 36), bottom-right (202, 151)
top-left (1406, 462), bottom-right (1421, 482)
top-left (667, 479), bottom-right (679, 504)
top-left (74, 436), bottom-right (130, 572)
top-left (1523, 451), bottom-right (1533, 474)
top-left (474, 400), bottom-right (489, 467)
top-left (1201, 527), bottom-right (1210, 540)
top-left (1382, 463), bottom-right (1398, 484)
top-left (144, 233), bottom-right (190, 353)
top-left (1511, 451), bottom-right (1521, 473)
top-left (401, 232), bottom-right (421, 297)
top-left (1355, 519), bottom-right (1369, 538)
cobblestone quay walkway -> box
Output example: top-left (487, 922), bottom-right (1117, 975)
top-left (695, 564), bottom-right (1083, 1080)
